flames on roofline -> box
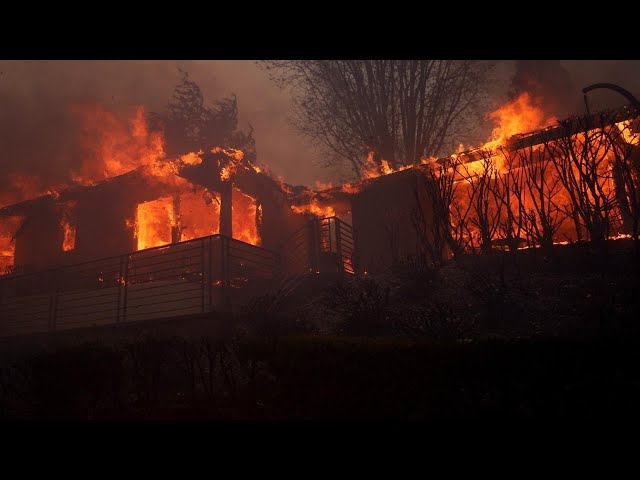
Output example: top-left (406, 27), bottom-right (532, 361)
top-left (2, 94), bottom-right (640, 275)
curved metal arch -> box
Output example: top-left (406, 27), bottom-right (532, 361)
top-left (582, 82), bottom-right (640, 112)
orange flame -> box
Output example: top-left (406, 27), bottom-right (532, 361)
top-left (0, 216), bottom-right (23, 274)
top-left (482, 92), bottom-right (557, 151)
top-left (60, 203), bottom-right (77, 252)
top-left (341, 183), bottom-right (361, 194)
top-left (616, 120), bottom-right (640, 146)
top-left (361, 151), bottom-right (412, 180)
top-left (276, 176), bottom-right (293, 195)
top-left (135, 196), bottom-right (175, 250)
top-left (232, 188), bottom-right (261, 246)
top-left (179, 189), bottom-right (221, 242)
top-left (213, 147), bottom-right (245, 181)
top-left (70, 104), bottom-right (165, 186)
top-left (291, 199), bottom-right (336, 217)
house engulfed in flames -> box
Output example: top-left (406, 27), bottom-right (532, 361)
top-left (1, 96), bottom-right (639, 337)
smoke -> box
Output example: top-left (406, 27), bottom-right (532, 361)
top-left (561, 60), bottom-right (640, 112)
top-left (507, 60), bottom-right (640, 118)
top-left (509, 60), bottom-right (576, 118)
top-left (0, 60), bottom-right (328, 200)
top-left (1, 60), bottom-right (639, 199)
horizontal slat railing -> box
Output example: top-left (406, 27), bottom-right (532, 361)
top-left (0, 234), bottom-right (278, 337)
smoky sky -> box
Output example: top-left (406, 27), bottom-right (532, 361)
top-left (1, 60), bottom-right (639, 191)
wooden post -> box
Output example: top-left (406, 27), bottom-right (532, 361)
top-left (171, 193), bottom-right (182, 243)
top-left (220, 181), bottom-right (233, 238)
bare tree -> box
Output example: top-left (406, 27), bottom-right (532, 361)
top-left (449, 173), bottom-right (476, 255)
top-left (262, 60), bottom-right (494, 178)
top-left (547, 114), bottom-right (618, 253)
top-left (419, 157), bottom-right (475, 263)
top-left (462, 152), bottom-right (502, 254)
top-left (606, 119), bottom-right (640, 257)
top-left (411, 170), bottom-right (446, 268)
top-left (492, 147), bottom-right (526, 252)
top-left (516, 140), bottom-right (566, 254)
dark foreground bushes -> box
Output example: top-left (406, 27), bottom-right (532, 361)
top-left (2, 334), bottom-right (640, 420)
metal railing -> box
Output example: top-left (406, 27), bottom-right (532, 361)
top-left (276, 217), bottom-right (355, 297)
top-left (317, 217), bottom-right (355, 274)
top-left (0, 235), bottom-right (278, 337)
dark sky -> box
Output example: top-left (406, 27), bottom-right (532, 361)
top-left (1, 60), bottom-right (639, 190)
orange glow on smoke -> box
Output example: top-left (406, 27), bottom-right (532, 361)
top-left (135, 196), bottom-right (174, 250)
top-left (232, 188), bottom-right (261, 246)
top-left (315, 180), bottom-right (334, 190)
top-left (0, 173), bottom-right (62, 210)
top-left (70, 104), bottom-right (165, 186)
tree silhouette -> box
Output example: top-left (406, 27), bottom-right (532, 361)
top-left (262, 60), bottom-right (493, 178)
top-left (151, 69), bottom-right (256, 160)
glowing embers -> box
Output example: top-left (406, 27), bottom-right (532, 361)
top-left (135, 196), bottom-right (175, 250)
top-left (232, 188), bottom-right (261, 246)
top-left (179, 189), bottom-right (221, 242)
top-left (59, 202), bottom-right (77, 252)
top-left (0, 216), bottom-right (23, 274)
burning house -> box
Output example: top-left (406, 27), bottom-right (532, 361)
top-left (1, 92), bottom-right (640, 338)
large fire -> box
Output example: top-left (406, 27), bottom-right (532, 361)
top-left (132, 187), bottom-right (260, 250)
top-left (482, 92), bottom-right (557, 151)
top-left (70, 104), bottom-right (165, 186)
top-left (1, 88), bottom-right (638, 276)
top-left (290, 90), bottom-right (639, 253)
top-left (0, 103), bottom-right (267, 264)
top-left (134, 196), bottom-right (175, 250)
top-left (179, 189), bottom-right (221, 242)
top-left (292, 92), bottom-right (559, 219)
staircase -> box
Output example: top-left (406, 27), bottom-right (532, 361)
top-left (274, 217), bottom-right (355, 300)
